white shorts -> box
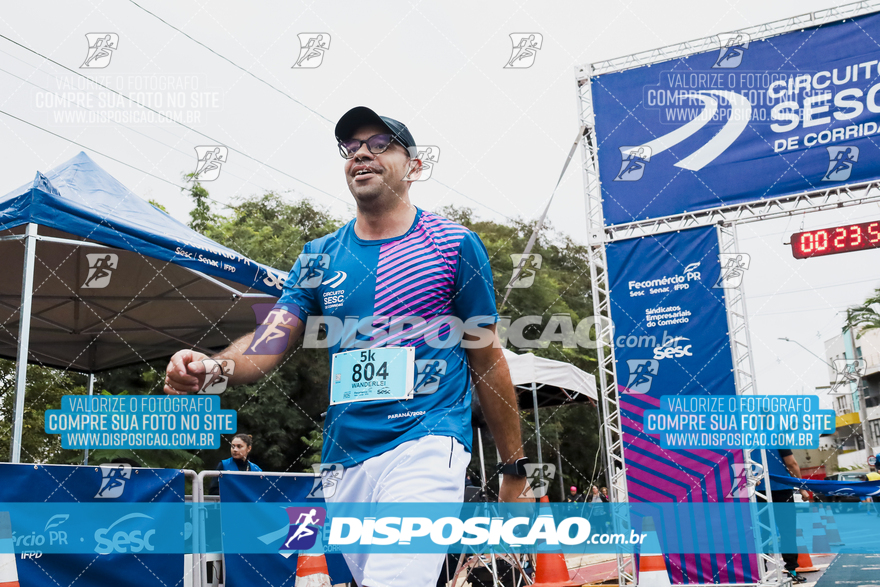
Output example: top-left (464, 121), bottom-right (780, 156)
top-left (326, 435), bottom-right (469, 587)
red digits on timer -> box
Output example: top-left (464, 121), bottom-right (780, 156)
top-left (792, 219), bottom-right (880, 259)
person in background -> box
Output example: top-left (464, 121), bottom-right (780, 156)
top-left (208, 433), bottom-right (262, 495)
top-left (601, 486), bottom-right (610, 501)
top-left (757, 448), bottom-right (809, 583)
top-left (590, 485), bottom-right (608, 503)
top-left (567, 486), bottom-right (584, 503)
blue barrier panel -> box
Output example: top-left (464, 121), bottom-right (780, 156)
top-left (0, 463), bottom-right (183, 587)
top-left (217, 473), bottom-right (353, 585)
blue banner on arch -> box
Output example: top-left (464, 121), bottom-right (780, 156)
top-left (592, 11), bottom-right (880, 225)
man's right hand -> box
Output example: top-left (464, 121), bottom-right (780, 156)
top-left (164, 350), bottom-right (210, 395)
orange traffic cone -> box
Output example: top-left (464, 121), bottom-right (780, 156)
top-left (532, 496), bottom-right (579, 587)
top-left (0, 512), bottom-right (19, 587)
top-left (796, 552), bottom-right (818, 573)
top-left (295, 553), bottom-right (331, 587)
top-left (638, 517), bottom-right (671, 587)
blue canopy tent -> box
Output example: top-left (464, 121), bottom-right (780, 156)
top-left (0, 152), bottom-right (287, 463)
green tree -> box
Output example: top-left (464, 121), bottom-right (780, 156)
top-left (846, 287), bottom-right (880, 337)
top-left (179, 186), bottom-right (341, 473)
top-left (0, 361), bottom-right (86, 463)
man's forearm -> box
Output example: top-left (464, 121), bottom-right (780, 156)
top-left (211, 324), bottom-right (301, 385)
top-left (472, 356), bottom-right (525, 464)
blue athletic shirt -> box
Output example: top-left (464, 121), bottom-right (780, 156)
top-left (278, 208), bottom-right (498, 467)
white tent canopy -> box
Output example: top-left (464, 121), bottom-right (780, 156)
top-left (502, 348), bottom-right (596, 405)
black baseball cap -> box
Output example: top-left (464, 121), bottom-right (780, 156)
top-left (334, 106), bottom-right (416, 152)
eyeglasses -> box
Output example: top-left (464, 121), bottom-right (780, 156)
top-left (337, 133), bottom-right (403, 159)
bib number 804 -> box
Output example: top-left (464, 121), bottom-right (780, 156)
top-left (352, 350), bottom-right (389, 382)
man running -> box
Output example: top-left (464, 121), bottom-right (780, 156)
top-left (164, 106), bottom-right (530, 586)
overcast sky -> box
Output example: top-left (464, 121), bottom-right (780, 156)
top-left (1, 0), bottom-right (875, 398)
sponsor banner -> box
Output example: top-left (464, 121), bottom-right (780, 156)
top-left (4, 502), bottom-right (880, 554)
top-left (0, 463), bottom-right (182, 586)
top-left (592, 11), bottom-right (880, 226)
top-left (605, 226), bottom-right (758, 584)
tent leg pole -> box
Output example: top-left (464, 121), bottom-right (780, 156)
top-left (84, 373), bottom-right (95, 465)
top-left (557, 444), bottom-right (565, 502)
top-left (11, 223), bottom-right (38, 464)
top-left (477, 427), bottom-right (488, 496)
top-left (532, 382), bottom-right (543, 490)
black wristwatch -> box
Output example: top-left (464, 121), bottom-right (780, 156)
top-left (497, 457), bottom-right (529, 477)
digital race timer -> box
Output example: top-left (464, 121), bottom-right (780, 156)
top-left (791, 220), bottom-right (880, 259)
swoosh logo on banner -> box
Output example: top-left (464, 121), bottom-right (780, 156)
top-left (641, 90), bottom-right (751, 171)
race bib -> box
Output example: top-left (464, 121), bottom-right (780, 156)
top-left (330, 347), bottom-right (415, 405)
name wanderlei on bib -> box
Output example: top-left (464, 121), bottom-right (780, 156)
top-left (330, 347), bottom-right (415, 405)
